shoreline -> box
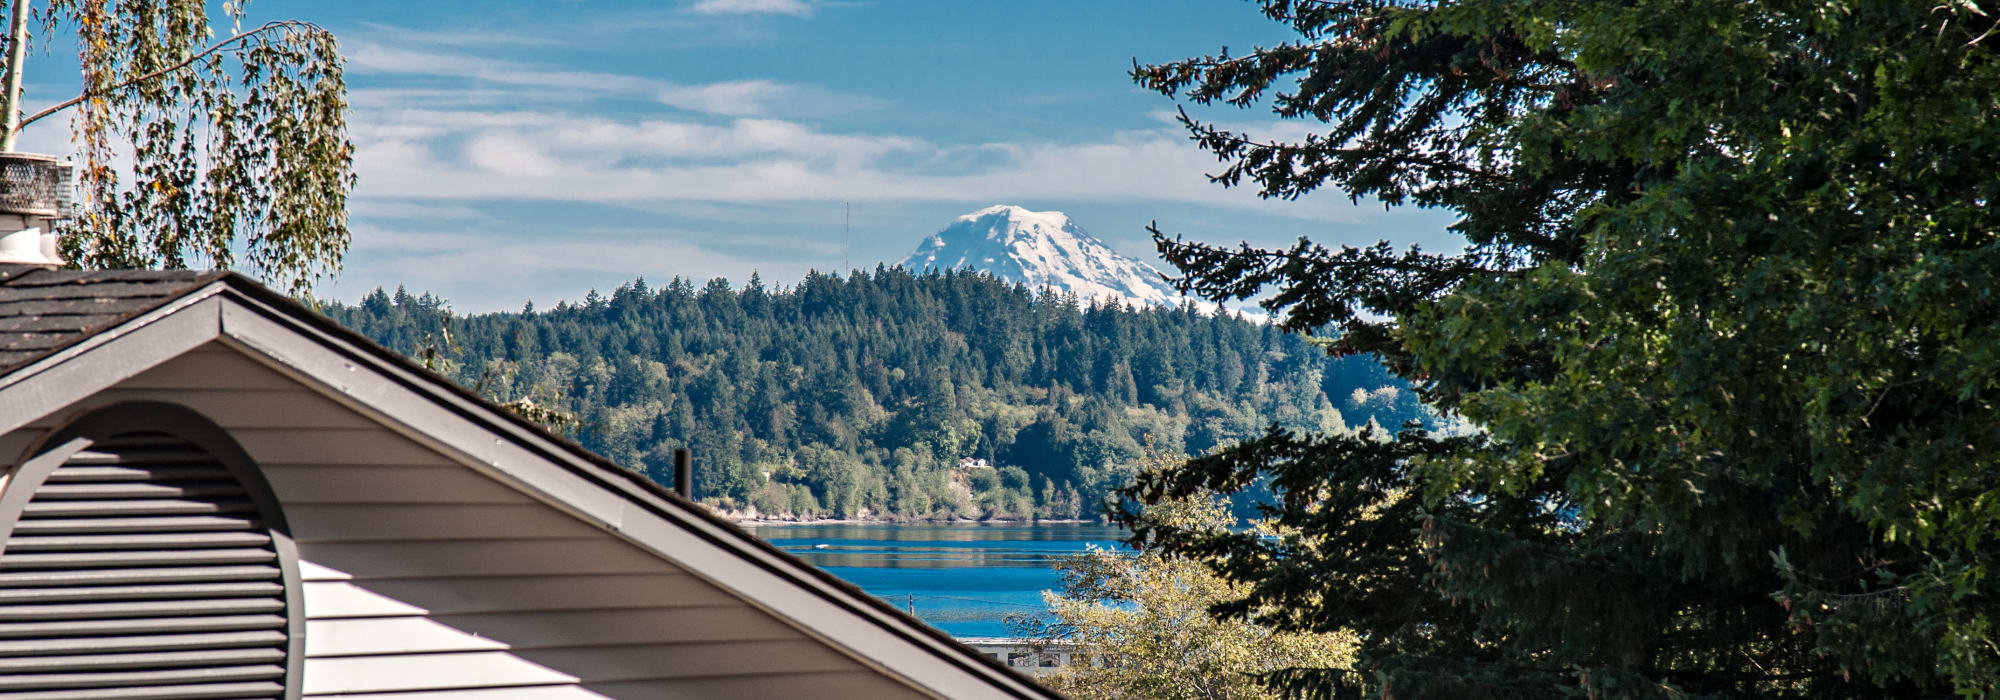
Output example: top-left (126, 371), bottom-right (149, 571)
top-left (731, 516), bottom-right (1100, 527)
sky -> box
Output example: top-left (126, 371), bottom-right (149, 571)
top-left (34, 0), bottom-right (1464, 311)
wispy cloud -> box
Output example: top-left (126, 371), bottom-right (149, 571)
top-left (349, 103), bottom-right (1363, 222)
top-left (327, 223), bottom-right (826, 310)
top-left (340, 30), bottom-right (1348, 217)
top-left (354, 22), bottom-right (569, 48)
top-left (343, 40), bottom-right (872, 117)
top-left (688, 0), bottom-right (816, 17)
top-left (330, 22), bottom-right (1408, 310)
top-left (345, 41), bottom-right (652, 95)
top-left (351, 200), bottom-right (484, 221)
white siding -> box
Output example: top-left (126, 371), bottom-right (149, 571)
top-left (7, 343), bottom-right (933, 699)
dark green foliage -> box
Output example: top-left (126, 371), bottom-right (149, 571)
top-left (1118, 0), bottom-right (2000, 697)
top-left (324, 266), bottom-right (1420, 520)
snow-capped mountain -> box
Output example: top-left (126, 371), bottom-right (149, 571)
top-left (899, 205), bottom-right (1183, 308)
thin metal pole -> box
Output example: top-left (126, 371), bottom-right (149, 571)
top-left (843, 202), bottom-right (850, 275)
top-left (0, 0), bottom-right (30, 151)
top-left (672, 448), bottom-right (693, 500)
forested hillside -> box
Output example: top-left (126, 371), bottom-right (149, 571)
top-left (323, 267), bottom-right (1421, 520)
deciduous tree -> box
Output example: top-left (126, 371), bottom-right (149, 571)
top-left (0, 0), bottom-right (351, 294)
top-left (1018, 449), bottom-right (1354, 699)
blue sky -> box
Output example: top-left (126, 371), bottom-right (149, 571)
top-left (99, 0), bottom-right (1463, 310)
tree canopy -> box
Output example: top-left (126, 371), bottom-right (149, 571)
top-left (324, 269), bottom-right (1425, 521)
top-left (0, 0), bottom-right (352, 294)
top-left (1119, 0), bottom-right (2000, 697)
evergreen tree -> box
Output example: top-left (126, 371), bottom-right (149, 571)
top-left (323, 269), bottom-right (1425, 523)
top-left (1117, 0), bottom-right (2000, 696)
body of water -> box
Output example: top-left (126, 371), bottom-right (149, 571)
top-left (746, 522), bottom-right (1127, 638)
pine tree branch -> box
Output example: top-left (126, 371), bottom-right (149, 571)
top-left (14, 19), bottom-right (323, 131)
top-left (1176, 108), bottom-right (1501, 183)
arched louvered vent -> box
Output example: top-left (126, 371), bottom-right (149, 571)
top-left (0, 406), bottom-right (301, 700)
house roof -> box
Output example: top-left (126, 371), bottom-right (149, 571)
top-left (0, 263), bottom-right (1062, 700)
top-left (0, 264), bottom-right (224, 372)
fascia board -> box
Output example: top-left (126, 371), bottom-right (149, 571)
top-left (209, 289), bottom-right (1055, 700)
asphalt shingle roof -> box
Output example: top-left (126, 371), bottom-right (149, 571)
top-left (0, 264), bottom-right (224, 374)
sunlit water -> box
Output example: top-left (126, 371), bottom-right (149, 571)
top-left (746, 522), bottom-right (1128, 638)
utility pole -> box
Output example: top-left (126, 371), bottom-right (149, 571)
top-left (843, 201), bottom-right (851, 275)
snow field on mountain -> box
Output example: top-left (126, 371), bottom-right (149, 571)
top-left (900, 205), bottom-right (1184, 309)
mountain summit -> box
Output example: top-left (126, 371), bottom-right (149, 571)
top-left (899, 205), bottom-right (1182, 308)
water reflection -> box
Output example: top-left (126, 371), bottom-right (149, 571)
top-left (746, 522), bottom-right (1128, 637)
top-left (752, 523), bottom-right (1127, 570)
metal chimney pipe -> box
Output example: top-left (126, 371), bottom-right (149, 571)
top-left (0, 152), bottom-right (68, 266)
top-left (673, 448), bottom-right (694, 500)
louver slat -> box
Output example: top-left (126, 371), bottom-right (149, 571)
top-left (30, 484), bottom-right (246, 500)
top-left (59, 450), bottom-right (213, 466)
top-left (6, 532), bottom-right (273, 551)
top-left (0, 598), bottom-right (285, 621)
top-left (0, 631), bottom-right (287, 657)
top-left (0, 432), bottom-right (293, 698)
top-left (11, 516), bottom-right (259, 535)
top-left (0, 613), bottom-right (287, 638)
top-left (42, 467), bottom-right (232, 483)
top-left (0, 648), bottom-right (285, 673)
top-left (0, 663), bottom-right (284, 689)
top-left (0, 550), bottom-right (276, 569)
top-left (0, 582), bottom-right (283, 604)
top-left (0, 566), bottom-right (281, 587)
top-left (21, 500), bottom-right (257, 517)
top-left (0, 679), bottom-right (282, 699)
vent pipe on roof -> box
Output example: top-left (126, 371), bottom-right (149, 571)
top-left (0, 152), bottom-right (69, 266)
top-left (673, 448), bottom-right (695, 501)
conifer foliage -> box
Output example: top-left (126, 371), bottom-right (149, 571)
top-left (1120, 0), bottom-right (2000, 697)
top-left (324, 268), bottom-right (1420, 521)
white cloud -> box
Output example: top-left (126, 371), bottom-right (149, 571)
top-left (327, 223), bottom-right (824, 311)
top-left (326, 23), bottom-right (1415, 310)
top-left (348, 104), bottom-right (1367, 223)
top-left (688, 0), bottom-right (815, 16)
top-left (343, 41), bottom-right (856, 117)
top-left (345, 40), bottom-right (652, 94)
top-left (353, 22), bottom-right (568, 48)
top-left (336, 33), bottom-right (1355, 220)
top-left (351, 200), bottom-right (483, 221)
top-left (656, 81), bottom-right (794, 118)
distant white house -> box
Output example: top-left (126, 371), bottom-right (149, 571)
top-left (0, 261), bottom-right (1059, 699)
top-left (957, 638), bottom-right (1086, 678)
top-left (959, 457), bottom-right (993, 470)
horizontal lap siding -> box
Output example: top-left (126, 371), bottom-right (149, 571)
top-left (282, 504), bottom-right (604, 542)
top-left (301, 575), bottom-right (739, 617)
top-left (31, 344), bottom-right (901, 699)
top-left (281, 672), bottom-right (930, 700)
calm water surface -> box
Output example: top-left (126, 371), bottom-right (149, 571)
top-left (746, 522), bottom-right (1127, 638)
